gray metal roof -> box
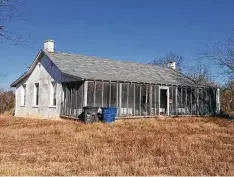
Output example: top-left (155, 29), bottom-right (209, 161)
top-left (44, 50), bottom-right (196, 86)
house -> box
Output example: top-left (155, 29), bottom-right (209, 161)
top-left (10, 40), bottom-right (220, 119)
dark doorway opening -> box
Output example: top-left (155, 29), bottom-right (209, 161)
top-left (160, 89), bottom-right (167, 115)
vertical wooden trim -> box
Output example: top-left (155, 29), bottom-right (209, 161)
top-left (145, 84), bottom-right (148, 116)
top-left (139, 84), bottom-right (142, 116)
top-left (216, 88), bottom-right (220, 114)
top-left (93, 81), bottom-right (96, 107)
top-left (116, 83), bottom-right (119, 116)
top-left (185, 87), bottom-right (187, 115)
top-left (205, 88), bottom-right (208, 114)
top-left (133, 83), bottom-right (135, 116)
top-left (154, 85), bottom-right (157, 115)
top-left (64, 85), bottom-right (67, 115)
top-left (180, 87), bottom-right (182, 115)
top-left (83, 81), bottom-right (88, 107)
top-left (126, 83), bottom-right (129, 116)
top-left (119, 83), bottom-right (122, 116)
top-left (76, 83), bottom-right (78, 117)
top-left (167, 87), bottom-right (169, 116)
top-left (158, 86), bottom-right (160, 115)
top-left (175, 86), bottom-right (178, 115)
top-left (109, 81), bottom-right (111, 107)
top-left (202, 88), bottom-right (204, 115)
top-left (149, 84), bottom-right (152, 116)
top-left (209, 89), bottom-right (212, 114)
top-left (101, 81), bottom-right (104, 107)
top-left (196, 88), bottom-right (199, 115)
top-left (190, 88), bottom-right (192, 115)
top-left (81, 82), bottom-right (84, 113)
top-left (171, 86), bottom-right (174, 115)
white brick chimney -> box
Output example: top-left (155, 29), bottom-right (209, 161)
top-left (44, 40), bottom-right (55, 52)
top-left (168, 61), bottom-right (176, 70)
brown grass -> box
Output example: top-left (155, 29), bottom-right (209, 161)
top-left (0, 116), bottom-right (234, 176)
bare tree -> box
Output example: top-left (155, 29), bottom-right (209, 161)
top-left (203, 37), bottom-right (234, 79)
top-left (186, 64), bottom-right (213, 85)
top-left (0, 0), bottom-right (28, 44)
top-left (0, 87), bottom-right (14, 114)
top-left (152, 52), bottom-right (184, 71)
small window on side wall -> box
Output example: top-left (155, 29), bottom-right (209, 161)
top-left (50, 81), bottom-right (57, 106)
top-left (34, 83), bottom-right (39, 106)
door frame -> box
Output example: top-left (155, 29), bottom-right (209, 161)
top-left (159, 86), bottom-right (169, 116)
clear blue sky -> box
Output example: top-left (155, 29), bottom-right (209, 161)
top-left (1, 0), bottom-right (234, 87)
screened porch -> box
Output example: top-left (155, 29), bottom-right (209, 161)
top-left (60, 80), bottom-right (219, 119)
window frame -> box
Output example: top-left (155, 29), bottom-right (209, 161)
top-left (34, 83), bottom-right (39, 107)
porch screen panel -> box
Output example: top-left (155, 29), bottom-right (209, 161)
top-left (95, 81), bottom-right (102, 107)
top-left (121, 83), bottom-right (128, 116)
top-left (127, 84), bottom-right (134, 116)
top-left (110, 83), bottom-right (117, 107)
top-left (87, 81), bottom-right (94, 106)
top-left (182, 88), bottom-right (187, 115)
top-left (191, 88), bottom-right (196, 115)
top-left (141, 85), bottom-right (147, 116)
top-left (197, 88), bottom-right (203, 115)
top-left (186, 88), bottom-right (192, 115)
top-left (202, 88), bottom-right (207, 115)
top-left (210, 88), bottom-right (216, 115)
top-left (103, 82), bottom-right (110, 107)
top-left (76, 82), bottom-right (83, 116)
top-left (169, 86), bottom-right (173, 115)
top-left (135, 84), bottom-right (140, 116)
top-left (152, 84), bottom-right (156, 115)
top-left (172, 86), bottom-right (177, 115)
top-left (177, 87), bottom-right (182, 115)
top-left (155, 85), bottom-right (160, 115)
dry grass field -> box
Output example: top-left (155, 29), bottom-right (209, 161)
top-left (0, 116), bottom-right (234, 176)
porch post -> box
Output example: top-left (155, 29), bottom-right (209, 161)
top-left (190, 88), bottom-right (192, 115)
top-left (216, 88), bottom-right (220, 114)
top-left (75, 84), bottom-right (78, 117)
top-left (145, 84), bottom-right (148, 116)
top-left (126, 83), bottom-right (129, 116)
top-left (116, 82), bottom-right (119, 117)
top-left (196, 88), bottom-right (199, 115)
top-left (133, 83), bottom-right (135, 116)
top-left (109, 81), bottom-right (111, 107)
top-left (175, 86), bottom-right (178, 115)
top-left (202, 88), bottom-right (204, 115)
top-left (185, 87), bottom-right (187, 115)
top-left (149, 84), bottom-right (152, 116)
top-left (158, 85), bottom-right (160, 116)
top-left (119, 83), bottom-right (122, 116)
top-left (181, 87), bottom-right (183, 115)
top-left (83, 81), bottom-right (88, 106)
top-left (171, 86), bottom-right (174, 115)
top-left (101, 81), bottom-right (104, 107)
top-left (93, 81), bottom-right (96, 107)
top-left (154, 85), bottom-right (157, 115)
top-left (139, 84), bottom-right (142, 116)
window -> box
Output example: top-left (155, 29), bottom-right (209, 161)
top-left (34, 83), bottom-right (39, 106)
top-left (51, 81), bottom-right (57, 106)
top-left (21, 84), bottom-right (26, 106)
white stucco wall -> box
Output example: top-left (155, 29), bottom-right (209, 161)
top-left (15, 54), bottom-right (64, 119)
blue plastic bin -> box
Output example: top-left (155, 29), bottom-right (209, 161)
top-left (101, 107), bottom-right (117, 123)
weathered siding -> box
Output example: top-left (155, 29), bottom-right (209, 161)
top-left (15, 54), bottom-right (63, 119)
